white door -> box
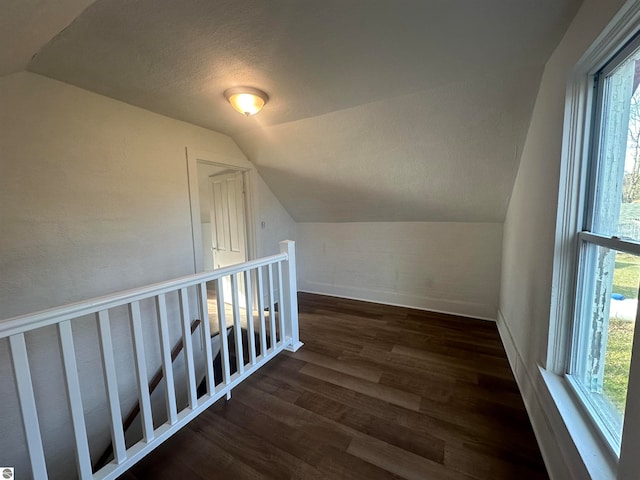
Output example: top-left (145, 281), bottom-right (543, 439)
top-left (209, 171), bottom-right (247, 269)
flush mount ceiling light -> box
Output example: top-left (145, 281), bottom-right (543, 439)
top-left (224, 86), bottom-right (269, 116)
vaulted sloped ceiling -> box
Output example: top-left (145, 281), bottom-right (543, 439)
top-left (0, 0), bottom-right (95, 77)
top-left (24, 0), bottom-right (582, 222)
top-left (236, 68), bottom-right (540, 222)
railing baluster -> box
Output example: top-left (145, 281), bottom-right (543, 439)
top-left (58, 320), bottom-right (92, 478)
top-left (129, 301), bottom-right (154, 442)
top-left (9, 334), bottom-right (48, 480)
top-left (216, 277), bottom-right (231, 385)
top-left (198, 282), bottom-right (215, 395)
top-left (257, 266), bottom-right (267, 358)
top-left (277, 261), bottom-right (285, 345)
top-left (268, 263), bottom-right (276, 352)
top-left (96, 310), bottom-right (127, 464)
top-left (179, 288), bottom-right (198, 409)
top-left (244, 269), bottom-right (257, 365)
top-left (155, 294), bottom-right (178, 425)
top-left (1, 246), bottom-right (301, 480)
top-left (231, 273), bottom-right (245, 375)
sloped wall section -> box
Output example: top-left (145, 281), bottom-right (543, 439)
top-left (499, 0), bottom-right (628, 478)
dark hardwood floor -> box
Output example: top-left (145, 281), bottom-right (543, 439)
top-left (121, 293), bottom-right (548, 480)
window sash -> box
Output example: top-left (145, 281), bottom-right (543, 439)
top-left (578, 231), bottom-right (640, 256)
top-left (568, 36), bottom-right (640, 452)
top-left (569, 232), bottom-right (640, 454)
top-left (571, 26), bottom-right (640, 441)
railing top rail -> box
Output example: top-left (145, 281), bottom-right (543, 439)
top-left (0, 252), bottom-right (288, 339)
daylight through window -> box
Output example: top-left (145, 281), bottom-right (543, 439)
top-left (568, 34), bottom-right (640, 453)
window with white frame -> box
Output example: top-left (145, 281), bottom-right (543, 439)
top-left (568, 32), bottom-right (640, 454)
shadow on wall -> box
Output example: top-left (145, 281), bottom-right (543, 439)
top-left (254, 164), bottom-right (506, 223)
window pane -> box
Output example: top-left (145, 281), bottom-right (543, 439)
top-left (593, 45), bottom-right (640, 241)
top-left (571, 243), bottom-right (638, 449)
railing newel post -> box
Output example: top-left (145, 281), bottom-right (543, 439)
top-left (279, 240), bottom-right (303, 352)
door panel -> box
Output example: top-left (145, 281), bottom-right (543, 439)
top-left (209, 171), bottom-right (247, 268)
top-left (212, 181), bottom-right (228, 254)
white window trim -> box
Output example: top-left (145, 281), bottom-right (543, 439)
top-left (548, 2), bottom-right (640, 479)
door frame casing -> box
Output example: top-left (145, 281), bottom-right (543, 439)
top-left (186, 148), bottom-right (257, 273)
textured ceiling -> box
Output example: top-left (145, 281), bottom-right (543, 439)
top-left (0, 0), bottom-right (95, 77)
top-left (24, 0), bottom-right (582, 222)
top-left (237, 68), bottom-right (541, 222)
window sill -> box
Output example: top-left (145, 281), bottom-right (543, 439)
top-left (539, 367), bottom-right (617, 480)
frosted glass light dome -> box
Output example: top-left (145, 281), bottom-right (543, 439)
top-left (224, 87), bottom-right (269, 116)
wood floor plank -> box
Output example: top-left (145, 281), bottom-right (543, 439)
top-left (294, 389), bottom-right (445, 464)
top-left (256, 354), bottom-right (543, 456)
top-left (211, 396), bottom-right (351, 467)
top-left (299, 363), bottom-right (422, 411)
top-left (444, 442), bottom-right (547, 480)
top-left (126, 293), bottom-right (549, 480)
top-left (378, 369), bottom-right (456, 403)
top-left (316, 446), bottom-right (405, 480)
top-left (347, 435), bottom-right (475, 480)
top-left (358, 344), bottom-right (480, 383)
top-left (189, 407), bottom-right (325, 479)
top-left (124, 428), bottom-right (270, 480)
top-left (391, 344), bottom-right (514, 379)
top-left (284, 348), bottom-right (383, 383)
top-left (239, 373), bottom-right (453, 477)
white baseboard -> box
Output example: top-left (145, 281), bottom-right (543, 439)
top-left (298, 280), bottom-right (497, 321)
top-left (496, 309), bottom-right (614, 480)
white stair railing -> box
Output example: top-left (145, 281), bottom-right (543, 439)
top-left (1, 240), bottom-right (302, 480)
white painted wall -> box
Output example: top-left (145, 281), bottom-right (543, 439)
top-left (254, 173), bottom-right (296, 258)
top-left (297, 222), bottom-right (502, 320)
top-left (0, 72), bottom-right (291, 318)
top-left (0, 71), bottom-right (293, 478)
top-left (498, 1), bottom-right (628, 478)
